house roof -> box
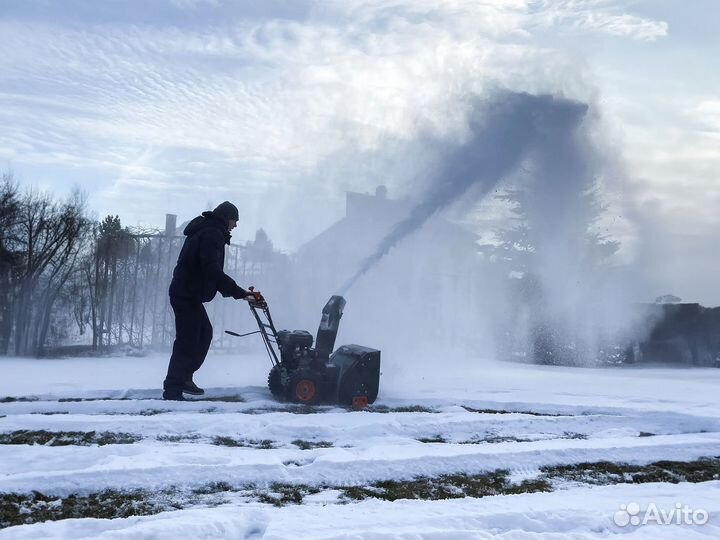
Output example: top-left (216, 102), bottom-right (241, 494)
top-left (297, 188), bottom-right (478, 262)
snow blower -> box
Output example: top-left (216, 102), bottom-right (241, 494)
top-left (226, 289), bottom-right (381, 407)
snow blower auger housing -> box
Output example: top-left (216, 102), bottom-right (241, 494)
top-left (230, 292), bottom-right (381, 407)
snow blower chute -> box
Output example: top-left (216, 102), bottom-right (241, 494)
top-left (226, 291), bottom-right (381, 407)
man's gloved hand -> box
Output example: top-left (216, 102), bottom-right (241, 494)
top-left (243, 287), bottom-right (264, 305)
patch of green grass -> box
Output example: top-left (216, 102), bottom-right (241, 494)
top-left (339, 457), bottom-right (720, 503)
top-left (0, 489), bottom-right (160, 528)
top-left (506, 478), bottom-right (556, 494)
top-left (56, 397), bottom-right (136, 403)
top-left (191, 482), bottom-right (233, 495)
top-left (0, 396), bottom-right (38, 403)
top-left (417, 435), bottom-right (447, 444)
top-left (447, 432), bottom-right (587, 445)
top-left (341, 471), bottom-right (552, 502)
top-left (366, 405), bottom-right (435, 414)
top-left (137, 409), bottom-right (170, 416)
top-left (156, 434), bottom-right (202, 443)
top-left (212, 436), bottom-right (246, 447)
top-left (244, 405), bottom-right (323, 415)
top-left (292, 439), bottom-right (333, 450)
top-left (102, 409), bottom-right (170, 417)
top-left (0, 482), bottom-right (239, 529)
top-left (256, 484), bottom-right (321, 507)
top-left (212, 436), bottom-right (275, 449)
top-left (461, 406), bottom-right (564, 417)
top-left (468, 435), bottom-right (533, 444)
top-left (541, 458), bottom-right (720, 485)
top-left (200, 395), bottom-right (245, 403)
top-left (393, 405), bottom-right (435, 413)
top-left (0, 430), bottom-right (141, 446)
top-left (364, 404), bottom-right (390, 413)
top-left (285, 405), bottom-right (322, 414)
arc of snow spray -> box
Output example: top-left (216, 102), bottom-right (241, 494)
top-left (338, 91), bottom-right (588, 295)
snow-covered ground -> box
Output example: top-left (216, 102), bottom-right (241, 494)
top-left (1, 352), bottom-right (719, 539)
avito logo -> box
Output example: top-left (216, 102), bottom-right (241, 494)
top-left (614, 502), bottom-right (709, 527)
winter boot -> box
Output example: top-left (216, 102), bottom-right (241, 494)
top-left (183, 379), bottom-right (205, 396)
top-left (163, 389), bottom-right (186, 401)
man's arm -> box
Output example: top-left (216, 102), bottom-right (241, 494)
top-left (198, 229), bottom-right (248, 299)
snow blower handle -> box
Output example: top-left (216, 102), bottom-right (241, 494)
top-left (246, 286), bottom-right (266, 308)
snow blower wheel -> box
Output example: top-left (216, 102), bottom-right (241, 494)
top-left (290, 369), bottom-right (321, 404)
top-left (267, 364), bottom-right (286, 401)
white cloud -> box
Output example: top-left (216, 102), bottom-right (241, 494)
top-left (531, 0), bottom-right (668, 41)
top-left (0, 0), bottom-right (684, 247)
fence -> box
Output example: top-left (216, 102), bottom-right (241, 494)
top-left (91, 231), bottom-right (289, 352)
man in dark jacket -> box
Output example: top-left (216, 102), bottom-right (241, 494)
top-left (163, 201), bottom-right (256, 400)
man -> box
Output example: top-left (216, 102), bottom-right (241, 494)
top-left (163, 201), bottom-right (257, 400)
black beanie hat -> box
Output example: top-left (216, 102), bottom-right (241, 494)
top-left (213, 201), bottom-right (239, 222)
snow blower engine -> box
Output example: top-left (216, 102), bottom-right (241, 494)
top-left (226, 290), bottom-right (381, 407)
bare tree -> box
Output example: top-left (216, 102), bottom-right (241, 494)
top-left (0, 174), bottom-right (20, 355)
top-left (34, 190), bottom-right (90, 355)
top-left (10, 187), bottom-right (90, 356)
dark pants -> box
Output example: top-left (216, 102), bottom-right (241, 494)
top-left (164, 296), bottom-right (213, 393)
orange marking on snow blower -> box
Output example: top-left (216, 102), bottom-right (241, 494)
top-left (352, 396), bottom-right (368, 409)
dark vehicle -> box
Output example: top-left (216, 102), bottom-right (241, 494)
top-left (626, 303), bottom-right (720, 366)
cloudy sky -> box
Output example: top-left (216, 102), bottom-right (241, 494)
top-left (1, 0), bottom-right (718, 299)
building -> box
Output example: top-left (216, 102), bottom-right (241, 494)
top-left (292, 187), bottom-right (484, 356)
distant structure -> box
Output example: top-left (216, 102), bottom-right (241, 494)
top-left (293, 187), bottom-right (483, 350)
top-left (165, 214), bottom-right (177, 237)
top-left (297, 186), bottom-right (478, 281)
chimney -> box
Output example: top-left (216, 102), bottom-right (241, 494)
top-left (165, 214), bottom-right (177, 236)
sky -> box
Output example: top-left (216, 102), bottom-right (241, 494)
top-left (1, 0), bottom-right (719, 302)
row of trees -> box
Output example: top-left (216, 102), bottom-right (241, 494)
top-left (0, 175), bottom-right (292, 358)
top-left (0, 175), bottom-right (136, 356)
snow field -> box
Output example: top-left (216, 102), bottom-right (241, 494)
top-left (1, 353), bottom-right (719, 538)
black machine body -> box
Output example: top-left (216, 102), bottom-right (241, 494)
top-left (236, 295), bottom-right (381, 407)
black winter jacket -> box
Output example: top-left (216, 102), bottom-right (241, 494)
top-left (169, 211), bottom-right (248, 302)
